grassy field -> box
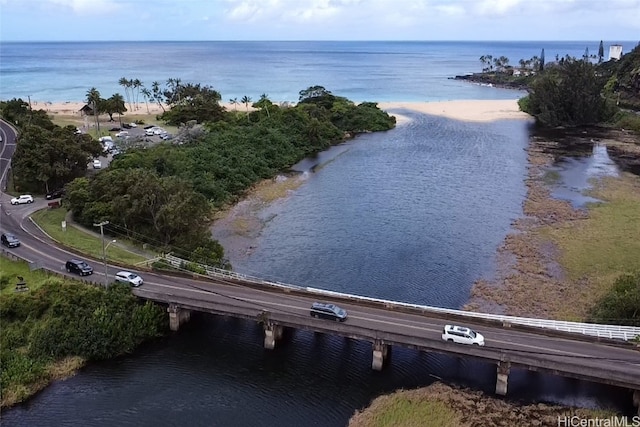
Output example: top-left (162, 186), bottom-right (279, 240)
top-left (349, 393), bottom-right (460, 427)
top-left (0, 257), bottom-right (54, 295)
top-left (542, 173), bottom-right (640, 300)
top-left (30, 208), bottom-right (150, 266)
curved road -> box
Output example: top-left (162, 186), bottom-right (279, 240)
top-left (1, 119), bottom-right (639, 394)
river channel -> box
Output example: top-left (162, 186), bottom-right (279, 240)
top-left (2, 110), bottom-right (633, 426)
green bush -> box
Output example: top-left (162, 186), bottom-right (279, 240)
top-left (590, 271), bottom-right (640, 326)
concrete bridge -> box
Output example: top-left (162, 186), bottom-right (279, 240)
top-left (132, 270), bottom-right (640, 413)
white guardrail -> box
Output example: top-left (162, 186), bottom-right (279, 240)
top-left (163, 254), bottom-right (640, 342)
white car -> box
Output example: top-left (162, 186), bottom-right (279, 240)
top-left (442, 325), bottom-right (485, 346)
top-left (129, 122), bottom-right (137, 128)
top-left (115, 131), bottom-right (129, 138)
top-left (93, 159), bottom-right (102, 169)
top-left (98, 136), bottom-right (113, 143)
top-left (10, 195), bottom-right (34, 205)
top-left (115, 271), bottom-right (143, 287)
top-left (145, 129), bottom-right (155, 136)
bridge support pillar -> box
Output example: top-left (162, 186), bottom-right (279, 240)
top-left (633, 390), bottom-right (640, 416)
top-left (371, 340), bottom-right (389, 371)
top-left (168, 304), bottom-right (191, 332)
top-left (263, 324), bottom-right (283, 350)
top-left (495, 362), bottom-right (510, 396)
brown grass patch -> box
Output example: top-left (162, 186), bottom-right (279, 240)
top-left (466, 131), bottom-right (640, 321)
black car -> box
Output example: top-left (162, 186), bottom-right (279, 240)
top-left (46, 188), bottom-right (64, 200)
top-left (1, 233), bottom-right (21, 248)
top-left (65, 259), bottom-right (94, 276)
top-left (310, 302), bottom-right (348, 322)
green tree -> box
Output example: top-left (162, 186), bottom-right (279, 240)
top-left (132, 78), bottom-right (142, 111)
top-left (598, 40), bottom-right (605, 63)
top-left (151, 81), bottom-right (166, 112)
top-left (12, 125), bottom-right (102, 192)
top-left (519, 56), bottom-right (612, 127)
top-left (86, 87), bottom-right (102, 134)
top-left (141, 88), bottom-right (152, 114)
top-left (254, 93), bottom-right (272, 118)
top-left (118, 77), bottom-right (132, 112)
top-left (229, 97), bottom-right (238, 111)
top-left (240, 95), bottom-right (252, 121)
top-left (590, 272), bottom-right (640, 326)
top-left (104, 93), bottom-right (127, 125)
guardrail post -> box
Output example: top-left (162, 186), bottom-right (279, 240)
top-left (371, 340), bottom-right (389, 371)
top-left (168, 303), bottom-right (191, 331)
top-left (495, 361), bottom-right (511, 396)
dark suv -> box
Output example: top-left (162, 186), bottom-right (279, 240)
top-left (1, 233), bottom-right (21, 248)
top-left (65, 259), bottom-right (93, 276)
top-left (310, 302), bottom-right (348, 322)
top-left (46, 188), bottom-right (64, 200)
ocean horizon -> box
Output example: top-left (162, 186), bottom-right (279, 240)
top-left (1, 40), bottom-right (634, 104)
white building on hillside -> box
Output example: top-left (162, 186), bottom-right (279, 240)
top-left (609, 44), bottom-right (623, 61)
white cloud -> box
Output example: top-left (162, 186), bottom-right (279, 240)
top-left (0, 0), bottom-right (124, 14)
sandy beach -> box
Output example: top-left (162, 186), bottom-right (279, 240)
top-left (378, 99), bottom-right (533, 123)
top-left (35, 99), bottom-right (531, 123)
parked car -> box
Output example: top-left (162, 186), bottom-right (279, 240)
top-left (45, 188), bottom-right (64, 200)
top-left (310, 302), bottom-right (348, 322)
top-left (93, 159), bottom-right (102, 169)
top-left (145, 129), bottom-right (155, 136)
top-left (10, 195), bottom-right (34, 205)
top-left (441, 325), bottom-right (485, 346)
top-left (98, 136), bottom-right (113, 143)
top-left (1, 233), bottom-right (21, 248)
top-left (115, 131), bottom-right (129, 138)
top-left (109, 127), bottom-right (121, 132)
top-left (115, 271), bottom-right (143, 287)
top-left (129, 122), bottom-right (137, 128)
top-left (65, 259), bottom-right (94, 276)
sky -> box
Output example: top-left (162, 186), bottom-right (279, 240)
top-left (0, 0), bottom-right (638, 41)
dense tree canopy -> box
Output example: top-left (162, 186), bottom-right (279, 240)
top-left (1, 99), bottom-right (103, 192)
top-left (518, 56), bottom-right (614, 127)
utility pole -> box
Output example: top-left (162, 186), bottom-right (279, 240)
top-left (94, 221), bottom-right (109, 287)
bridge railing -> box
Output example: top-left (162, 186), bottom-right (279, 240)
top-left (162, 254), bottom-right (640, 342)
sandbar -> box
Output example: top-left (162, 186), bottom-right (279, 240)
top-left (378, 99), bottom-right (533, 123)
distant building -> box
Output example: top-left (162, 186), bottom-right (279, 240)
top-left (609, 44), bottom-right (623, 61)
top-left (79, 104), bottom-right (94, 116)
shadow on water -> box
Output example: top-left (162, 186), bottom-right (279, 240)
top-left (3, 315), bottom-right (635, 427)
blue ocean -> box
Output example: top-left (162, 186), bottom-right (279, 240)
top-left (0, 40), bottom-right (632, 103)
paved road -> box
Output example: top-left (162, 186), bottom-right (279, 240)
top-left (1, 118), bottom-right (639, 392)
top-left (0, 120), bottom-right (18, 191)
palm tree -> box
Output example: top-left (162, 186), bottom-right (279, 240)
top-left (241, 95), bottom-right (252, 121)
top-left (141, 88), bottom-right (152, 114)
top-left (151, 81), bottom-right (165, 112)
top-left (133, 78), bottom-right (142, 110)
top-left (86, 87), bottom-right (102, 134)
top-left (229, 97), bottom-right (238, 111)
top-left (258, 93), bottom-right (271, 118)
top-left (118, 77), bottom-right (130, 110)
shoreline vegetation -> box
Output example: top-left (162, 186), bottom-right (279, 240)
top-left (3, 97), bottom-right (639, 421)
